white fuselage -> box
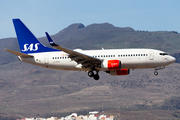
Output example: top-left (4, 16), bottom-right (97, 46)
top-left (18, 48), bottom-right (176, 71)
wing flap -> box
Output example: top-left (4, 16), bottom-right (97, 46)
top-left (5, 49), bottom-right (33, 58)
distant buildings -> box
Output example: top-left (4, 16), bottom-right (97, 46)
top-left (17, 111), bottom-right (114, 120)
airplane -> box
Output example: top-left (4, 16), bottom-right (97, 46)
top-left (5, 19), bottom-right (176, 80)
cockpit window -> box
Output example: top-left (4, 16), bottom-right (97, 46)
top-left (160, 53), bottom-right (168, 56)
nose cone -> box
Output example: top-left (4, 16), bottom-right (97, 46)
top-left (168, 56), bottom-right (176, 64)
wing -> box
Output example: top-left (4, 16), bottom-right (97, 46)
top-left (5, 49), bottom-right (33, 58)
top-left (45, 32), bottom-right (102, 68)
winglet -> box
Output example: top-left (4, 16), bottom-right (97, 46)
top-left (45, 32), bottom-right (58, 46)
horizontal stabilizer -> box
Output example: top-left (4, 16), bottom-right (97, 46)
top-left (5, 49), bottom-right (33, 58)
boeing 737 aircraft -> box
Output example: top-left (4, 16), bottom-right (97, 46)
top-left (5, 19), bottom-right (176, 80)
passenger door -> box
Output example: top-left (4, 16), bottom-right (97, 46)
top-left (149, 51), bottom-right (154, 60)
top-left (44, 55), bottom-right (49, 64)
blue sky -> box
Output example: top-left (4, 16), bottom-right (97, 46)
top-left (0, 0), bottom-right (180, 39)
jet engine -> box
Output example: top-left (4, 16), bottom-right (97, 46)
top-left (101, 60), bottom-right (121, 70)
top-left (106, 69), bottom-right (130, 76)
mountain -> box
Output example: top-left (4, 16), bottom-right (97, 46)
top-left (38, 22), bottom-right (180, 52)
top-left (0, 22), bottom-right (180, 119)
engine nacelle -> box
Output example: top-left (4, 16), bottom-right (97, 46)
top-left (107, 69), bottom-right (130, 76)
top-left (101, 60), bottom-right (121, 70)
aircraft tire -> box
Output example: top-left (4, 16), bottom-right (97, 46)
top-left (88, 71), bottom-right (94, 77)
top-left (154, 71), bottom-right (158, 76)
top-left (93, 74), bottom-right (100, 80)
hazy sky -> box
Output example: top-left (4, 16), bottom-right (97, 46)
top-left (0, 0), bottom-right (180, 39)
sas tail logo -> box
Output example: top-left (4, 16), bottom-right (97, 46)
top-left (22, 43), bottom-right (40, 52)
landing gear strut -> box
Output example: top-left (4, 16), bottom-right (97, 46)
top-left (87, 71), bottom-right (100, 80)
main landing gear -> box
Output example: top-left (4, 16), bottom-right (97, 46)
top-left (88, 71), bottom-right (100, 80)
top-left (154, 66), bottom-right (165, 76)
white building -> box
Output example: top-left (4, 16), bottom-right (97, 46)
top-left (47, 117), bottom-right (59, 120)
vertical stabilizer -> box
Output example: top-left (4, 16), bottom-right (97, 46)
top-left (13, 19), bottom-right (59, 54)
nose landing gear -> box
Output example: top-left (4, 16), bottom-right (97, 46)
top-left (154, 70), bottom-right (158, 76)
top-left (154, 66), bottom-right (165, 76)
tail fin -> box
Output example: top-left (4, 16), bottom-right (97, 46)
top-left (13, 19), bottom-right (59, 54)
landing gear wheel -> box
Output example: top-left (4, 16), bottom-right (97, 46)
top-left (88, 71), bottom-right (94, 77)
top-left (154, 71), bottom-right (158, 76)
top-left (93, 74), bottom-right (100, 80)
